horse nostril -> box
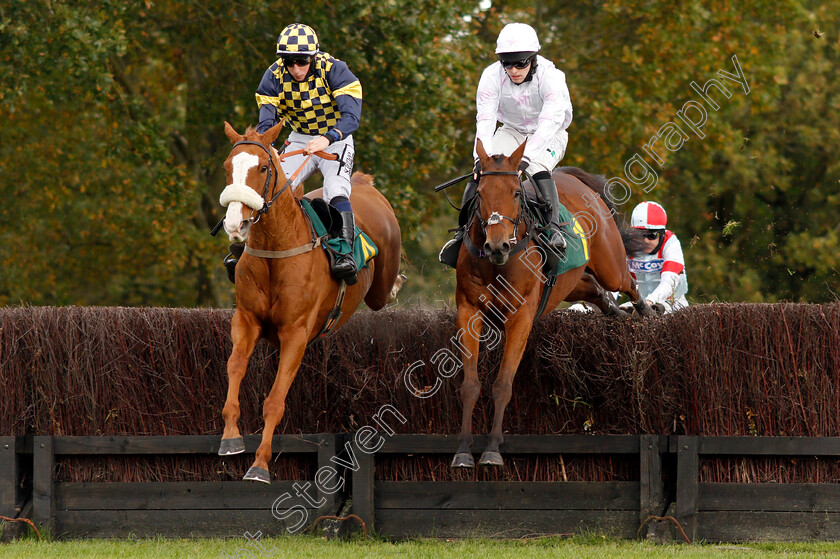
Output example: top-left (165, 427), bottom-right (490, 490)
top-left (501, 242), bottom-right (510, 253)
top-left (484, 242), bottom-right (493, 254)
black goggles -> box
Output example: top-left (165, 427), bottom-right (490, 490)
top-left (643, 231), bottom-right (662, 240)
top-left (282, 55), bottom-right (313, 68)
top-left (500, 57), bottom-right (533, 69)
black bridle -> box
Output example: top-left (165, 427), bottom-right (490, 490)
top-left (468, 170), bottom-right (532, 256)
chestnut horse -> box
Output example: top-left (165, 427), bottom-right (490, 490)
top-left (218, 122), bottom-right (403, 483)
top-left (451, 139), bottom-right (651, 468)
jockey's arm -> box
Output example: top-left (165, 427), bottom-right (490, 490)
top-left (323, 60), bottom-right (362, 144)
top-left (647, 271), bottom-right (681, 305)
top-left (523, 67), bottom-right (573, 163)
top-left (474, 65), bottom-right (501, 158)
top-left (255, 65), bottom-right (282, 135)
top-left (646, 235), bottom-right (686, 305)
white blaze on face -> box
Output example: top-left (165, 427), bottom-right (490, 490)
top-left (223, 152), bottom-right (261, 242)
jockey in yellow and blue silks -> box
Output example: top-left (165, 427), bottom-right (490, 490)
top-left (223, 23), bottom-right (363, 285)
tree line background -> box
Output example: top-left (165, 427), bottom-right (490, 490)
top-left (1, 0), bottom-right (838, 308)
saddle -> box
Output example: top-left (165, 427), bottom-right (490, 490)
top-left (307, 197), bottom-right (343, 238)
top-left (302, 197), bottom-right (378, 273)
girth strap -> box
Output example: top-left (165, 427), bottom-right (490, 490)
top-left (310, 280), bottom-right (347, 345)
top-left (534, 274), bottom-right (557, 321)
top-left (244, 237), bottom-right (323, 259)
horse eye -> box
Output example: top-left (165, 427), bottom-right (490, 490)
top-left (260, 165), bottom-right (268, 173)
top-left (513, 190), bottom-right (521, 198)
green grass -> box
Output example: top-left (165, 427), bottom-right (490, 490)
top-left (3, 535), bottom-right (840, 559)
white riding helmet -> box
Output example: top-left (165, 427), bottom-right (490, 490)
top-left (495, 23), bottom-right (541, 55)
top-left (630, 201), bottom-right (667, 230)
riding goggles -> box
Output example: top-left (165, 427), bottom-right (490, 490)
top-left (282, 55), bottom-right (313, 68)
top-left (643, 231), bottom-right (662, 240)
top-left (500, 56), bottom-right (533, 69)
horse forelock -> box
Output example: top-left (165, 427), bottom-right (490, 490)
top-left (491, 154), bottom-right (507, 167)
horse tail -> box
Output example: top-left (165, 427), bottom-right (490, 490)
top-left (555, 166), bottom-right (645, 256)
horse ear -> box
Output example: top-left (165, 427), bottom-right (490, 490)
top-left (224, 122), bottom-right (243, 144)
top-left (262, 121), bottom-right (285, 147)
top-left (509, 139), bottom-right (528, 168)
top-left (475, 138), bottom-right (489, 161)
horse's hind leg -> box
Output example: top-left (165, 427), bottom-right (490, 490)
top-left (480, 311), bottom-right (533, 467)
top-left (566, 272), bottom-right (628, 317)
top-left (452, 300), bottom-right (483, 468)
top-left (364, 233), bottom-right (403, 310)
top-left (220, 311), bottom-right (262, 456)
top-left (244, 328), bottom-right (308, 483)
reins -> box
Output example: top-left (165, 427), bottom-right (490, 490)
top-left (235, 141), bottom-right (338, 225)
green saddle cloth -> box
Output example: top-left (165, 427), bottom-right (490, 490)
top-left (540, 202), bottom-right (590, 276)
top-left (300, 198), bottom-right (378, 272)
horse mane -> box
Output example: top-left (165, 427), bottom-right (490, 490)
top-left (555, 166), bottom-right (647, 255)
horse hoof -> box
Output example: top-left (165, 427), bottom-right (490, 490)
top-left (243, 466), bottom-right (271, 484)
top-left (218, 437), bottom-right (245, 456)
top-left (450, 453), bottom-right (475, 468)
top-left (478, 451), bottom-right (504, 467)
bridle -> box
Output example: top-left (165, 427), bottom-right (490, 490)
top-left (470, 170), bottom-right (531, 254)
top-left (229, 140), bottom-right (338, 225)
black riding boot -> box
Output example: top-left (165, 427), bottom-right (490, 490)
top-left (223, 243), bottom-right (245, 284)
top-left (439, 178), bottom-right (479, 268)
top-left (534, 175), bottom-right (567, 255)
top-left (333, 210), bottom-right (358, 285)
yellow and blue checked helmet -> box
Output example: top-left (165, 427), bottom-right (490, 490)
top-left (276, 23), bottom-right (319, 56)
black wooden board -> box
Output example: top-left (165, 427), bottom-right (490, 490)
top-left (374, 481), bottom-right (639, 511)
top-left (696, 511), bottom-right (840, 542)
top-left (55, 481), bottom-right (319, 511)
top-left (54, 509), bottom-right (317, 539)
top-left (700, 483), bottom-right (840, 512)
top-left (698, 437), bottom-right (840, 456)
top-left (379, 435), bottom-right (641, 455)
top-left (52, 435), bottom-right (322, 455)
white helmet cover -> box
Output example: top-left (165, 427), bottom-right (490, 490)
top-left (495, 23), bottom-right (541, 54)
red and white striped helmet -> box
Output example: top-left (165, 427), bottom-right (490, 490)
top-left (630, 201), bottom-right (667, 230)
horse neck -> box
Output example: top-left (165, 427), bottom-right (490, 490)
top-left (248, 193), bottom-right (309, 250)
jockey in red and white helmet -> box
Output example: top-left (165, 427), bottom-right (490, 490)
top-left (626, 201), bottom-right (689, 312)
top-left (440, 22), bottom-right (574, 268)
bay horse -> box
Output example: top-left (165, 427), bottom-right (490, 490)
top-left (218, 121), bottom-right (403, 483)
top-left (451, 139), bottom-right (652, 468)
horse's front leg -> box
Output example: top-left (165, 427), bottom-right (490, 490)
top-left (625, 277), bottom-right (657, 317)
top-left (219, 310), bottom-right (262, 456)
top-left (244, 326), bottom-right (308, 483)
top-left (451, 300), bottom-right (483, 468)
top-left (479, 308), bottom-right (534, 467)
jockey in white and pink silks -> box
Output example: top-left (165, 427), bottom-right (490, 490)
top-left (440, 22), bottom-right (574, 268)
top-left (625, 201), bottom-right (689, 312)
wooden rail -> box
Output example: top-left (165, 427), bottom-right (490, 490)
top-left (676, 436), bottom-right (840, 542)
top-left (352, 434), bottom-right (666, 538)
top-left (5, 434), bottom-right (840, 541)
